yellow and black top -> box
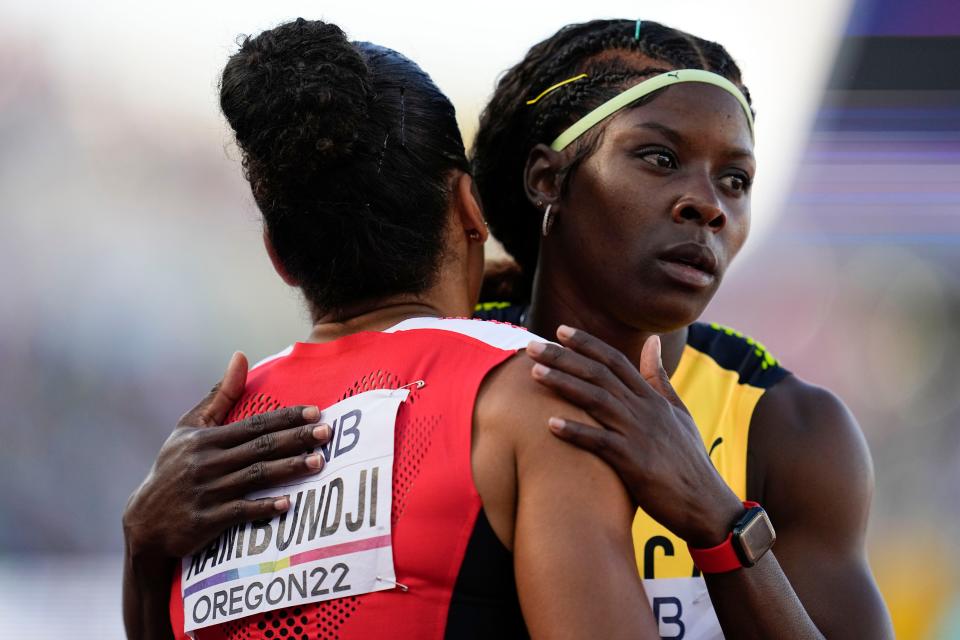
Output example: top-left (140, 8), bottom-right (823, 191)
top-left (475, 305), bottom-right (790, 638)
top-left (640, 321), bottom-right (787, 578)
top-left (636, 321), bottom-right (788, 638)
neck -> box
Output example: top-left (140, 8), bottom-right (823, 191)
top-left (305, 239), bottom-right (478, 343)
top-left (526, 272), bottom-right (688, 377)
top-left (307, 296), bottom-right (448, 344)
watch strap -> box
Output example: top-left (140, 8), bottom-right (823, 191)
top-left (688, 501), bottom-right (760, 574)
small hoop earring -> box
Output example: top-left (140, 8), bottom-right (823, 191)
top-left (541, 204), bottom-right (555, 237)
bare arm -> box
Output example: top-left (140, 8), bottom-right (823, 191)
top-left (476, 354), bottom-right (658, 640)
top-left (527, 328), bottom-right (892, 639)
top-left (703, 375), bottom-right (893, 639)
top-left (122, 354), bottom-right (331, 640)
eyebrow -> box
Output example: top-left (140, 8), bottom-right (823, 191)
top-left (634, 121), bottom-right (755, 160)
top-left (635, 121), bottom-right (685, 145)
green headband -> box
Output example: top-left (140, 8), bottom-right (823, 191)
top-left (550, 69), bottom-right (754, 151)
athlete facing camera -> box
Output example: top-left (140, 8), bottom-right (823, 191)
top-left (473, 19), bottom-right (892, 639)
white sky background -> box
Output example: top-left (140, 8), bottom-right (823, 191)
top-left (4, 0), bottom-right (852, 248)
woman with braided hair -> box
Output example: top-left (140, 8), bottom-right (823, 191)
top-left (471, 18), bottom-right (892, 639)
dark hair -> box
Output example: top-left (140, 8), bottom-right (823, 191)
top-left (220, 18), bottom-right (469, 316)
top-left (472, 19), bottom-right (753, 300)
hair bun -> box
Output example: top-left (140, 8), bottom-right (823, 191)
top-left (220, 19), bottom-right (371, 182)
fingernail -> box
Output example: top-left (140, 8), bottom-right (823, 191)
top-left (653, 335), bottom-right (662, 360)
top-left (532, 363), bottom-right (551, 378)
top-left (557, 325), bottom-right (575, 340)
top-left (302, 406), bottom-right (320, 421)
top-left (548, 417), bottom-right (566, 432)
top-left (313, 424), bottom-right (332, 440)
top-left (305, 454), bottom-right (324, 470)
top-left (274, 497), bottom-right (290, 511)
top-left (526, 341), bottom-right (546, 355)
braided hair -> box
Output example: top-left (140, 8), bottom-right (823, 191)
top-left (221, 19), bottom-right (469, 317)
top-left (472, 19), bottom-right (752, 301)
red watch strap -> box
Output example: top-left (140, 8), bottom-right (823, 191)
top-left (688, 501), bottom-right (760, 574)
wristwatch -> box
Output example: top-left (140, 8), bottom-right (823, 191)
top-left (688, 501), bottom-right (776, 573)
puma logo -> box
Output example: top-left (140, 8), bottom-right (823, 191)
top-left (708, 437), bottom-right (723, 458)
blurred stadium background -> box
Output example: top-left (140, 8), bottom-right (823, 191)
top-left (1, 0), bottom-right (957, 637)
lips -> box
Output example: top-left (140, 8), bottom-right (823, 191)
top-left (658, 243), bottom-right (719, 275)
top-left (656, 243), bottom-right (719, 288)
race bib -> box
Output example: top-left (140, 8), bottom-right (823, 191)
top-left (180, 388), bottom-right (408, 632)
top-left (644, 577), bottom-right (723, 640)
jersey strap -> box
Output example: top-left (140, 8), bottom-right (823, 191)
top-left (384, 316), bottom-right (546, 351)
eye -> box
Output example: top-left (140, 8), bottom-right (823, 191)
top-left (637, 148), bottom-right (678, 170)
top-left (720, 173), bottom-right (752, 193)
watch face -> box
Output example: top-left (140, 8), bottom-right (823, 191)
top-left (736, 510), bottom-right (776, 567)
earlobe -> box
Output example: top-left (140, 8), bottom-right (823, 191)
top-left (454, 171), bottom-right (489, 243)
top-left (262, 228), bottom-right (299, 286)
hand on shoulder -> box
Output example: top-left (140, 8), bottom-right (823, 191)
top-left (473, 351), bottom-right (659, 640)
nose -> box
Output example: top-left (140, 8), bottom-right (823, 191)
top-left (671, 184), bottom-right (726, 231)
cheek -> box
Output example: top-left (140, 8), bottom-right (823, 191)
top-left (561, 157), bottom-right (666, 266)
top-left (725, 211), bottom-right (751, 262)
top-left (583, 169), bottom-right (664, 231)
top-left (564, 199), bottom-right (641, 258)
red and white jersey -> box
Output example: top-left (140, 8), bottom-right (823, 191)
top-left (170, 317), bottom-right (546, 640)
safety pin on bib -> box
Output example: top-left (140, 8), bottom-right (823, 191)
top-left (391, 380), bottom-right (425, 396)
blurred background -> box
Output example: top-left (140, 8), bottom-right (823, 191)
top-left (0, 0), bottom-right (956, 637)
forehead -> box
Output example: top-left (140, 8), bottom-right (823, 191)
top-left (607, 83), bottom-right (754, 151)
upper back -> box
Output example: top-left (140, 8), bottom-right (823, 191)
top-left (177, 317), bottom-right (543, 640)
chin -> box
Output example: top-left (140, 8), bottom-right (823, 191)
top-left (629, 289), bottom-right (713, 334)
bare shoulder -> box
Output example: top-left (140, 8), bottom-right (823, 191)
top-left (750, 373), bottom-right (874, 539)
top-left (476, 351), bottom-right (654, 639)
top-left (472, 352), bottom-right (633, 548)
top-left (477, 351), bottom-right (625, 475)
top-left (753, 374), bottom-right (870, 458)
top-left (477, 351), bottom-right (567, 418)
top-left (745, 364), bottom-right (892, 636)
